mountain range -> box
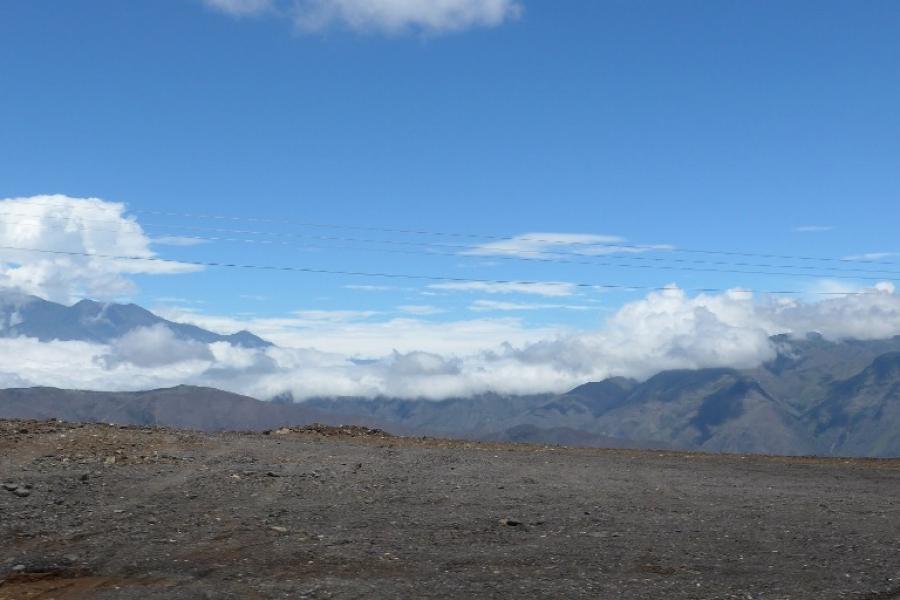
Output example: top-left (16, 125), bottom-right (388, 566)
top-left (1, 290), bottom-right (899, 457)
top-left (300, 333), bottom-right (900, 457)
top-left (0, 291), bottom-right (270, 348)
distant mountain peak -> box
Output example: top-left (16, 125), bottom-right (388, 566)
top-left (0, 291), bottom-right (272, 348)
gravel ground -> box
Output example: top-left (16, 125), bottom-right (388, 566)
top-left (1, 419), bottom-right (899, 599)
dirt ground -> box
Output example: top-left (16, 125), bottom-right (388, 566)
top-left (1, 419), bottom-right (899, 599)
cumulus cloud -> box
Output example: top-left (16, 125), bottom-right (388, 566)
top-left (202, 0), bottom-right (522, 34)
top-left (4, 283), bottom-right (900, 401)
top-left (466, 232), bottom-right (672, 260)
top-left (0, 195), bottom-right (200, 303)
top-left (760, 282), bottom-right (900, 340)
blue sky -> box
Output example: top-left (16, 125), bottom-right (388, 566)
top-left (1, 0), bottom-right (899, 356)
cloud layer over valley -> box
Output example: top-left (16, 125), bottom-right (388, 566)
top-left (3, 283), bottom-right (900, 401)
top-left (3, 194), bottom-right (900, 401)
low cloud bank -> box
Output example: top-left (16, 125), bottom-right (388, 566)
top-left (2, 284), bottom-right (899, 400)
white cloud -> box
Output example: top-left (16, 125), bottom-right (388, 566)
top-left (5, 282), bottom-right (900, 401)
top-left (469, 300), bottom-right (591, 312)
top-left (293, 309), bottom-right (380, 321)
top-left (843, 252), bottom-right (900, 262)
top-left (344, 284), bottom-right (395, 292)
top-left (430, 281), bottom-right (577, 297)
top-left (151, 235), bottom-right (210, 247)
top-left (292, 0), bottom-right (522, 33)
top-left (203, 0), bottom-right (274, 17)
top-left (154, 296), bottom-right (206, 305)
top-left (805, 279), bottom-right (868, 297)
top-left (100, 324), bottom-right (214, 368)
top-left (0, 195), bottom-right (200, 303)
top-left (466, 232), bottom-right (672, 260)
top-left (157, 282), bottom-right (900, 398)
top-left (793, 225), bottom-right (835, 233)
top-left (759, 282), bottom-right (900, 340)
top-left (202, 0), bottom-right (522, 34)
top-left (0, 337), bottom-right (210, 392)
top-left (154, 306), bottom-right (563, 356)
top-left (397, 304), bottom-right (445, 315)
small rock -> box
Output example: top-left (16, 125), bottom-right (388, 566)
top-left (79, 473), bottom-right (89, 482)
top-left (2, 482), bottom-right (17, 491)
top-left (12, 564), bottom-right (26, 573)
top-left (13, 488), bottom-right (31, 498)
top-left (266, 471), bottom-right (282, 478)
top-left (270, 526), bottom-right (289, 533)
top-left (499, 518), bottom-right (521, 527)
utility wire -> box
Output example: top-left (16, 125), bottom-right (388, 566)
top-left (4, 199), bottom-right (898, 267)
top-left (2, 212), bottom-right (899, 281)
top-left (0, 243), bottom-right (891, 296)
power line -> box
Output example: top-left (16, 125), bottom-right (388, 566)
top-left (138, 229), bottom-right (900, 280)
top-left (4, 198), bottom-right (899, 267)
top-left (0, 243), bottom-right (890, 296)
top-left (2, 212), bottom-right (900, 282)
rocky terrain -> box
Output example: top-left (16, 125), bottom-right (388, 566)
top-left (2, 419), bottom-right (900, 599)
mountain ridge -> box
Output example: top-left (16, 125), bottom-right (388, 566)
top-left (0, 385), bottom-right (389, 433)
top-left (0, 291), bottom-right (270, 348)
top-left (301, 334), bottom-right (900, 457)
top-left (2, 291), bottom-right (900, 457)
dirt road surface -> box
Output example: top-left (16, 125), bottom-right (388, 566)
top-left (2, 419), bottom-right (899, 599)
